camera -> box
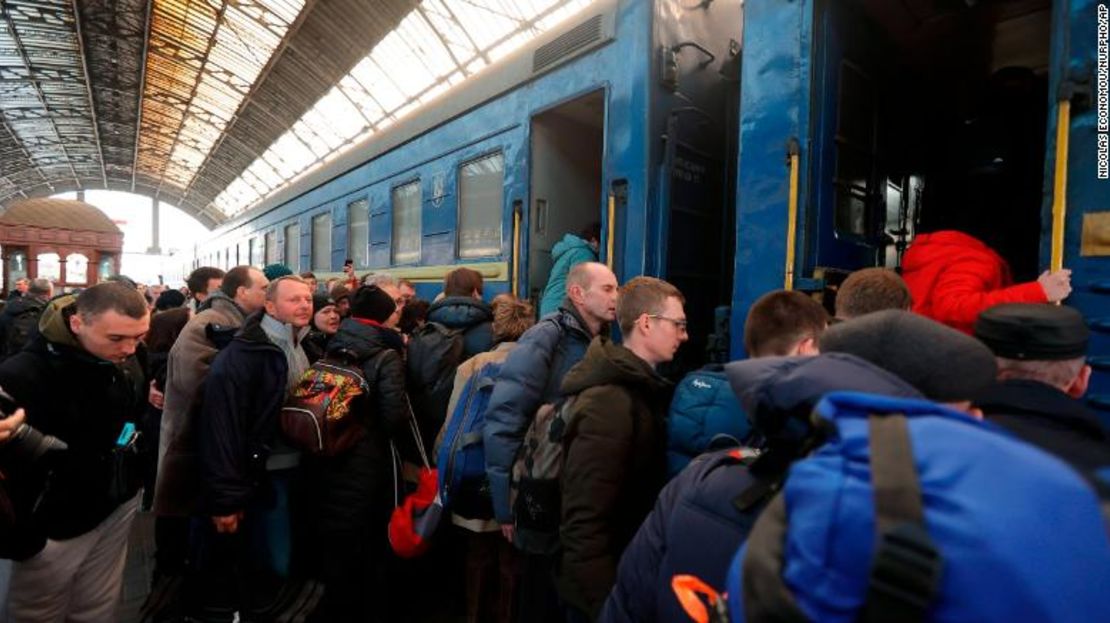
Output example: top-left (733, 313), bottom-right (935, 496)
top-left (0, 386), bottom-right (67, 466)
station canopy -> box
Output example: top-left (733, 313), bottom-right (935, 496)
top-left (0, 0), bottom-right (593, 228)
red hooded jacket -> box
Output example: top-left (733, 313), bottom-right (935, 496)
top-left (901, 230), bottom-right (1047, 334)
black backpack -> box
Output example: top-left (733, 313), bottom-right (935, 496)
top-left (406, 321), bottom-right (465, 456)
top-left (3, 303), bottom-right (42, 358)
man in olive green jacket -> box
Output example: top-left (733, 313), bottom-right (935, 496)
top-left (556, 276), bottom-right (688, 621)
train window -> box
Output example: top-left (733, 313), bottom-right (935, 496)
top-left (265, 230), bottom-right (279, 266)
top-left (392, 181), bottom-right (421, 265)
top-left (312, 212), bottom-right (332, 271)
top-left (284, 224), bottom-right (300, 270)
top-left (250, 236), bottom-right (264, 267)
top-left (347, 198), bottom-right (370, 269)
top-left (458, 152), bottom-right (504, 258)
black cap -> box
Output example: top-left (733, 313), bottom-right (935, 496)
top-left (350, 285), bottom-right (396, 323)
top-left (819, 310), bottom-right (997, 402)
top-left (974, 303), bottom-right (1089, 360)
top-left (312, 293), bottom-right (336, 315)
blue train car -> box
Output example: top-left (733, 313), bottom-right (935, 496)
top-left (191, 0), bottom-right (743, 371)
top-left (733, 0), bottom-right (1110, 424)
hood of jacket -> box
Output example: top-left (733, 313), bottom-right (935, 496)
top-left (552, 233), bottom-right (593, 261)
top-left (328, 317), bottom-right (405, 360)
top-left (427, 296), bottom-right (493, 330)
top-left (725, 353), bottom-right (923, 448)
top-left (560, 336), bottom-right (670, 396)
top-left (36, 294), bottom-right (81, 350)
top-left (196, 290), bottom-right (243, 316)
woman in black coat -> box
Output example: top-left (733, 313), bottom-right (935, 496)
top-left (305, 286), bottom-right (414, 622)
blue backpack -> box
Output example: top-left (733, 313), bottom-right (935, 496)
top-left (666, 365), bottom-right (752, 477)
top-left (436, 361), bottom-right (502, 512)
top-left (724, 392), bottom-right (1110, 623)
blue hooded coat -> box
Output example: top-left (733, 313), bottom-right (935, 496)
top-left (539, 234), bottom-right (598, 317)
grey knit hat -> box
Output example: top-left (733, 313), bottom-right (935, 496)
top-left (818, 310), bottom-right (997, 402)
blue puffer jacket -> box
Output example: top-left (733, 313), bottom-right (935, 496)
top-left (539, 234), bottom-right (598, 317)
top-left (600, 353), bottom-right (924, 623)
top-left (426, 296), bottom-right (494, 359)
top-left (483, 303), bottom-right (594, 523)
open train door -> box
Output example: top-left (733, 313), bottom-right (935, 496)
top-left (1044, 0), bottom-right (1110, 427)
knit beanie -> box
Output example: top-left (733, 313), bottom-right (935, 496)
top-left (313, 293), bottom-right (336, 314)
top-left (263, 263), bottom-right (293, 281)
top-left (818, 309), bottom-right (997, 402)
top-left (155, 289), bottom-right (187, 311)
top-left (350, 285), bottom-right (396, 323)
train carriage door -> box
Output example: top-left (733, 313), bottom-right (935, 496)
top-left (1045, 0), bottom-right (1110, 427)
top-left (731, 0), bottom-right (820, 357)
top-left (527, 90), bottom-right (606, 311)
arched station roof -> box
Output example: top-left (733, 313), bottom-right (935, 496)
top-left (0, 0), bottom-right (593, 229)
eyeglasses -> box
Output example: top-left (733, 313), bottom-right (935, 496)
top-left (647, 314), bottom-right (688, 332)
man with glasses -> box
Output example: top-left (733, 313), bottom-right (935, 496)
top-left (554, 276), bottom-right (687, 622)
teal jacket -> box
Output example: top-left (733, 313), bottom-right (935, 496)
top-left (539, 234), bottom-right (598, 316)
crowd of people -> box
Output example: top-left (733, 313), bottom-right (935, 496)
top-left (0, 225), bottom-right (1107, 623)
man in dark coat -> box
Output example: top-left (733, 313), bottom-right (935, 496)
top-left (974, 303), bottom-right (1110, 478)
top-left (484, 262), bottom-right (617, 623)
top-left (0, 277), bottom-right (52, 360)
top-left (426, 267), bottom-right (494, 358)
top-left (304, 285), bottom-right (413, 622)
top-left (556, 276), bottom-right (686, 621)
top-left (0, 283), bottom-right (149, 621)
top-left (196, 275), bottom-right (312, 617)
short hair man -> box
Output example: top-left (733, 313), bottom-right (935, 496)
top-left (974, 303), bottom-right (1110, 477)
top-left (484, 261), bottom-right (617, 622)
top-left (0, 283), bottom-right (149, 621)
top-left (557, 277), bottom-right (686, 619)
top-left (835, 267), bottom-right (912, 320)
top-left (196, 275), bottom-right (312, 610)
top-left (299, 271), bottom-right (318, 293)
top-left (154, 266), bottom-right (268, 587)
top-left (0, 278), bottom-right (54, 360)
top-left (743, 290), bottom-right (828, 357)
top-left (426, 267), bottom-right (493, 358)
top-left (185, 266), bottom-right (225, 309)
top-left (9, 277), bottom-right (30, 299)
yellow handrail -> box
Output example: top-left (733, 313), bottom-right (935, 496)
top-left (784, 149), bottom-right (800, 291)
top-left (1050, 99), bottom-right (1071, 273)
top-left (511, 207), bottom-right (521, 297)
top-left (606, 193), bottom-right (616, 270)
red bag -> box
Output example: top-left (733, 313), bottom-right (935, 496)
top-left (388, 413), bottom-right (443, 558)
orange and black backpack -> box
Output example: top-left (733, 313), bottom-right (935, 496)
top-left (280, 350), bottom-right (383, 456)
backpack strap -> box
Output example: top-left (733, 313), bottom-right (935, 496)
top-left (859, 414), bottom-right (943, 623)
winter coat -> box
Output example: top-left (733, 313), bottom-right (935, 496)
top-left (539, 234), bottom-right (599, 317)
top-left (0, 295), bottom-right (147, 557)
top-left (976, 379), bottom-right (1110, 479)
top-left (198, 311), bottom-right (290, 516)
top-left (484, 303), bottom-right (595, 523)
top-left (0, 294), bottom-right (46, 360)
top-left (902, 230), bottom-right (1046, 334)
top-left (155, 291), bottom-right (246, 516)
top-left (303, 318), bottom-right (412, 546)
top-left (555, 336), bottom-right (672, 619)
top-left (599, 353), bottom-right (924, 623)
top-left (302, 329), bottom-right (330, 364)
top-left (426, 296), bottom-right (494, 359)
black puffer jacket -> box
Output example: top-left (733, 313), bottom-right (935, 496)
top-left (305, 317), bottom-right (412, 540)
top-left (0, 295), bottom-right (147, 557)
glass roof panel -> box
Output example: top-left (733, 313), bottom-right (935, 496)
top-left (210, 0), bottom-right (593, 219)
top-left (136, 0), bottom-right (307, 195)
